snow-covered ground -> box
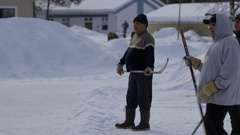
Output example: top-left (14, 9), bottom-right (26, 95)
top-left (0, 18), bottom-right (232, 135)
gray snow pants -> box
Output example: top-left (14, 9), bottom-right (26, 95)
top-left (125, 73), bottom-right (152, 111)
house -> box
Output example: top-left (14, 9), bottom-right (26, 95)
top-left (37, 0), bottom-right (165, 35)
top-left (0, 0), bottom-right (34, 18)
top-left (146, 3), bottom-right (231, 36)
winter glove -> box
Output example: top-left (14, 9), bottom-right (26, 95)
top-left (199, 81), bottom-right (218, 100)
top-left (144, 67), bottom-right (152, 76)
top-left (116, 64), bottom-right (124, 75)
top-left (183, 55), bottom-right (201, 69)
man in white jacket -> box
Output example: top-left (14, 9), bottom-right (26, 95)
top-left (184, 13), bottom-right (240, 135)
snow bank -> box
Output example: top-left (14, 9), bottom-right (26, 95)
top-left (0, 18), bottom-right (116, 78)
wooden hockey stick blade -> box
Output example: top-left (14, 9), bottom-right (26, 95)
top-left (124, 58), bottom-right (169, 74)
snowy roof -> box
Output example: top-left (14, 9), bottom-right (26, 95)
top-left (50, 0), bottom-right (130, 12)
top-left (147, 3), bottom-right (230, 23)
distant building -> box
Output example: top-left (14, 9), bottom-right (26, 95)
top-left (0, 0), bottom-right (34, 18)
top-left (147, 3), bottom-right (232, 36)
top-left (36, 0), bottom-right (165, 35)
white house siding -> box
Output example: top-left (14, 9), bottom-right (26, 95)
top-left (108, 13), bottom-right (117, 33)
top-left (70, 18), bottom-right (82, 27)
top-left (115, 3), bottom-right (137, 35)
top-left (93, 17), bottom-right (108, 33)
top-left (52, 14), bottom-right (110, 34)
top-left (38, 0), bottom-right (165, 35)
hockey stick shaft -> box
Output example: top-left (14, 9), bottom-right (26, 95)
top-left (191, 116), bottom-right (205, 135)
top-left (180, 28), bottom-right (205, 135)
top-left (124, 58), bottom-right (169, 74)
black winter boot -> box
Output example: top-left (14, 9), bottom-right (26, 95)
top-left (115, 107), bottom-right (135, 129)
top-left (132, 110), bottom-right (150, 131)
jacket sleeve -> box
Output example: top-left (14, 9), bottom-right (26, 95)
top-left (118, 49), bottom-right (127, 65)
top-left (144, 34), bottom-right (155, 69)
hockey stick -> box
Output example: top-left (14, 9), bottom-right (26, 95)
top-left (179, 28), bottom-right (205, 135)
top-left (124, 58), bottom-right (169, 74)
top-left (191, 115), bottom-right (205, 135)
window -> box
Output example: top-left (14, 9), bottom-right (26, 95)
top-left (85, 18), bottom-right (92, 21)
top-left (102, 25), bottom-right (108, 30)
top-left (84, 18), bottom-right (93, 30)
top-left (102, 17), bottom-right (108, 30)
top-left (85, 22), bottom-right (92, 30)
top-left (0, 7), bottom-right (16, 18)
top-left (62, 18), bottom-right (70, 27)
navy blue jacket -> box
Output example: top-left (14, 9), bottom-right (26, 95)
top-left (118, 30), bottom-right (155, 71)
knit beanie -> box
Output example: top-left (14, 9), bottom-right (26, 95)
top-left (133, 14), bottom-right (148, 26)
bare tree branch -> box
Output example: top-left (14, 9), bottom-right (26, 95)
top-left (34, 0), bottom-right (83, 20)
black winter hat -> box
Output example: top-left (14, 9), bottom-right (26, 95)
top-left (235, 13), bottom-right (240, 20)
top-left (133, 14), bottom-right (148, 26)
top-left (203, 14), bottom-right (216, 24)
